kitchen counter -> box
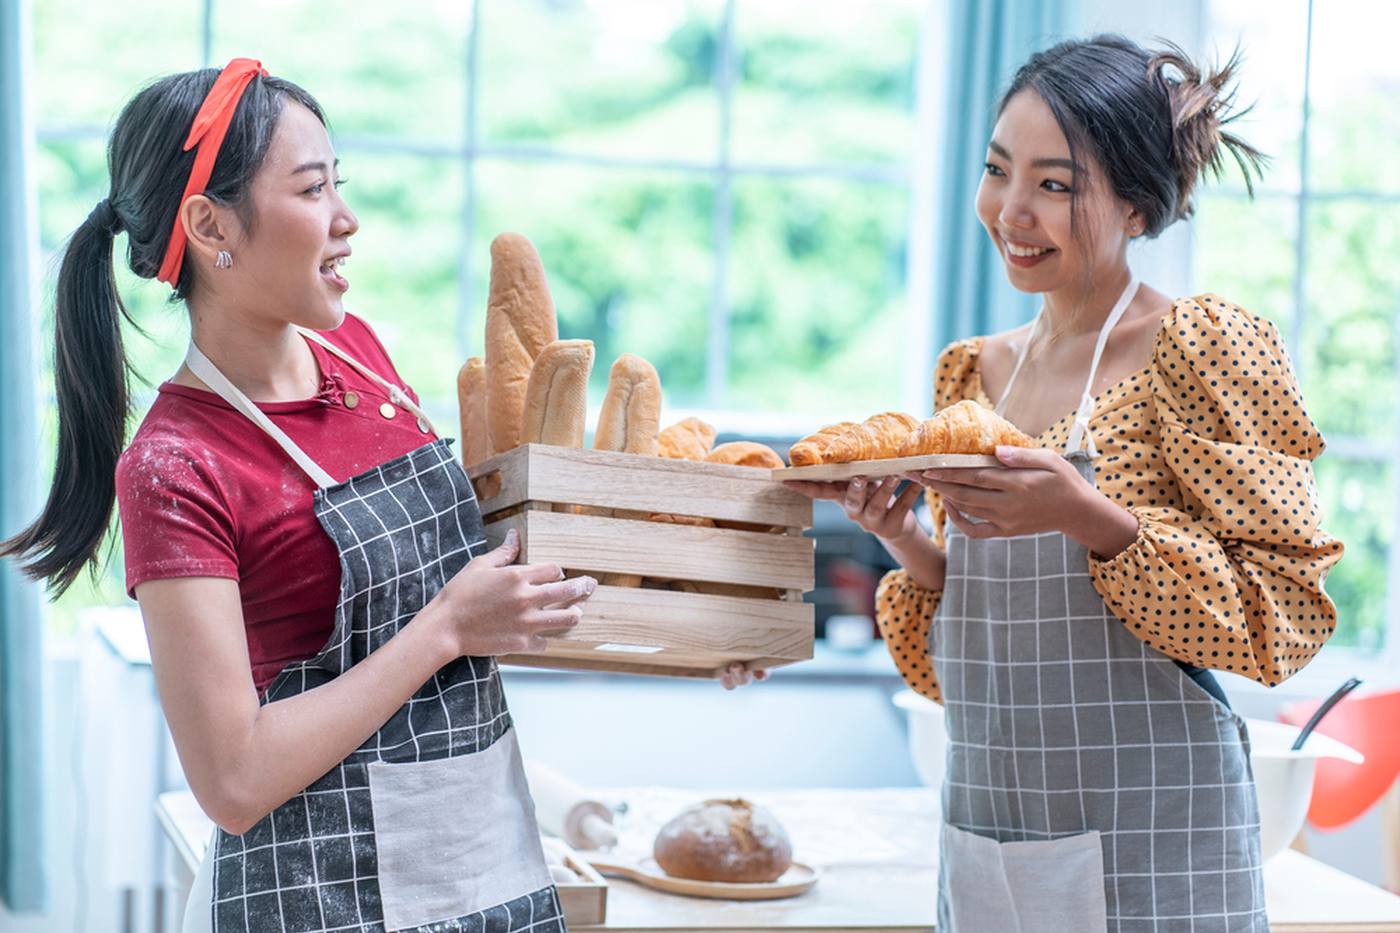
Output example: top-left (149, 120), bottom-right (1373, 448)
top-left (157, 786), bottom-right (1400, 931)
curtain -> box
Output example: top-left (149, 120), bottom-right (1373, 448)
top-left (929, 0), bottom-right (1076, 360)
top-left (0, 0), bottom-right (48, 913)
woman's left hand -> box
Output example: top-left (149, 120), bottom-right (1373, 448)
top-left (910, 445), bottom-right (1138, 557)
top-left (718, 661), bottom-right (770, 690)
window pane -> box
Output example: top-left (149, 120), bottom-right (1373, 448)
top-left (1314, 457), bottom-right (1390, 654)
top-left (213, 1), bottom-right (469, 144)
top-left (727, 176), bottom-right (907, 415)
top-left (33, 0), bottom-right (202, 128)
top-left (474, 163), bottom-right (714, 408)
top-left (1307, 1), bottom-right (1400, 192)
top-left (339, 155), bottom-right (464, 422)
top-left (1298, 201), bottom-right (1400, 443)
top-left (1191, 193), bottom-right (1296, 337)
top-left (477, 0), bottom-right (722, 162)
top-left (36, 138), bottom-right (107, 251)
top-left (1203, 0), bottom-right (1309, 191)
top-left (732, 0), bottom-right (921, 166)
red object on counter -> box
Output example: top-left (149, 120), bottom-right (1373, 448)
top-left (1279, 688), bottom-right (1400, 830)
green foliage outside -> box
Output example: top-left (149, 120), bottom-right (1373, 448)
top-left (27, 0), bottom-right (1396, 656)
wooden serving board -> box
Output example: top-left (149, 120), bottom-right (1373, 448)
top-left (587, 856), bottom-right (819, 901)
top-left (771, 452), bottom-right (1002, 482)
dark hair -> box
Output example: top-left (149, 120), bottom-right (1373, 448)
top-left (0, 67), bottom-right (325, 596)
top-left (1000, 34), bottom-right (1265, 239)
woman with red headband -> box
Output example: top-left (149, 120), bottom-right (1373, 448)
top-left (0, 59), bottom-right (643, 932)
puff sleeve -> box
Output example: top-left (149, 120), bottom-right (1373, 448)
top-left (1087, 296), bottom-right (1344, 685)
top-left (874, 339), bottom-right (981, 702)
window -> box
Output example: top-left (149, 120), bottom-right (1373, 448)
top-left (31, 0), bottom-right (925, 630)
top-left (1195, 0), bottom-right (1400, 656)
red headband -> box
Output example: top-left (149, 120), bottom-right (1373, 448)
top-left (157, 57), bottom-right (270, 286)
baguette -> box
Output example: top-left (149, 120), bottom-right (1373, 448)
top-left (484, 232), bottom-right (558, 455)
top-left (523, 340), bottom-right (594, 447)
top-left (456, 356), bottom-right (491, 468)
top-left (593, 354), bottom-right (662, 455)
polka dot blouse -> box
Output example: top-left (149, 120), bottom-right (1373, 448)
top-left (876, 295), bottom-right (1345, 703)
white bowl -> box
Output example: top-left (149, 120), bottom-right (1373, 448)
top-left (892, 689), bottom-right (947, 790)
top-left (891, 693), bottom-right (1364, 862)
top-left (1244, 718), bottom-right (1363, 861)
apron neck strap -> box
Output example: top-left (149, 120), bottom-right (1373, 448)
top-left (184, 338), bottom-right (340, 489)
top-left (993, 274), bottom-right (1141, 458)
top-left (994, 314), bottom-right (1040, 419)
top-left (183, 327), bottom-right (438, 490)
top-left (1065, 274), bottom-right (1140, 457)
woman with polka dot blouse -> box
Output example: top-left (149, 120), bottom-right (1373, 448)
top-left (789, 36), bottom-right (1341, 932)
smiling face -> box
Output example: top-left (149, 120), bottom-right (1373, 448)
top-left (975, 89), bottom-right (1139, 296)
top-left (215, 100), bottom-right (358, 330)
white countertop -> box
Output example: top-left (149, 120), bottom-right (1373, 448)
top-left (157, 786), bottom-right (1400, 931)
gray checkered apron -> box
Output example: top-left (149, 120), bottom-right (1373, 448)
top-left (932, 279), bottom-right (1268, 932)
top-left (183, 331), bottom-right (562, 933)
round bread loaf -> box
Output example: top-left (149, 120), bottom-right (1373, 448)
top-left (652, 798), bottom-right (793, 883)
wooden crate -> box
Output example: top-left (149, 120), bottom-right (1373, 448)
top-left (468, 444), bottom-right (815, 678)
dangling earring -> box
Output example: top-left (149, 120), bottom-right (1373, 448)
top-left (215, 250), bottom-right (233, 269)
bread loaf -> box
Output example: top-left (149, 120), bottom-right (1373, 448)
top-left (659, 417), bottom-right (717, 461)
top-left (593, 354), bottom-right (661, 455)
top-left (653, 798), bottom-right (793, 883)
top-left (485, 233), bottom-right (559, 455)
top-left (523, 340), bottom-right (594, 447)
top-left (456, 356), bottom-right (491, 468)
top-left (704, 441), bottom-right (784, 470)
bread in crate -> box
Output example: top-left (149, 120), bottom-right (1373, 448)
top-left (468, 444), bottom-right (815, 679)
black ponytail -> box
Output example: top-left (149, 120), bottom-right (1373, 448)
top-left (0, 67), bottom-right (325, 596)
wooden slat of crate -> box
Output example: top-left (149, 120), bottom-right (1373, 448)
top-left (470, 444), bottom-right (812, 529)
top-left (499, 583), bottom-right (814, 678)
top-left (484, 510), bottom-right (814, 590)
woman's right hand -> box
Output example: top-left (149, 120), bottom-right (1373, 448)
top-left (427, 528), bottom-right (596, 658)
top-left (784, 476), bottom-right (924, 542)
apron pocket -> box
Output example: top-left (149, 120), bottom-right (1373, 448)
top-left (367, 727), bottom-right (552, 932)
top-left (942, 823), bottom-right (1108, 933)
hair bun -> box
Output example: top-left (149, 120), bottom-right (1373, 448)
top-left (1149, 42), bottom-right (1266, 218)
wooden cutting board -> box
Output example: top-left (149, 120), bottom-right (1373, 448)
top-left (771, 453), bottom-right (1001, 482)
top-left (587, 855), bottom-right (820, 901)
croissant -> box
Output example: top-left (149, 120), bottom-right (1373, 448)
top-left (820, 412), bottom-right (921, 464)
top-left (788, 421), bottom-right (859, 467)
top-left (898, 400), bottom-right (1034, 456)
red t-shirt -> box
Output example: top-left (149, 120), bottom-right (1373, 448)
top-left (116, 313), bottom-right (441, 693)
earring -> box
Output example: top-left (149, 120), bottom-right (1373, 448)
top-left (215, 250), bottom-right (233, 269)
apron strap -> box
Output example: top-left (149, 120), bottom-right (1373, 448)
top-left (993, 313), bottom-right (1041, 420)
top-left (184, 338), bottom-right (341, 489)
top-left (295, 327), bottom-right (438, 436)
top-left (184, 327), bottom-right (437, 490)
top-left (1065, 275), bottom-right (1139, 457)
